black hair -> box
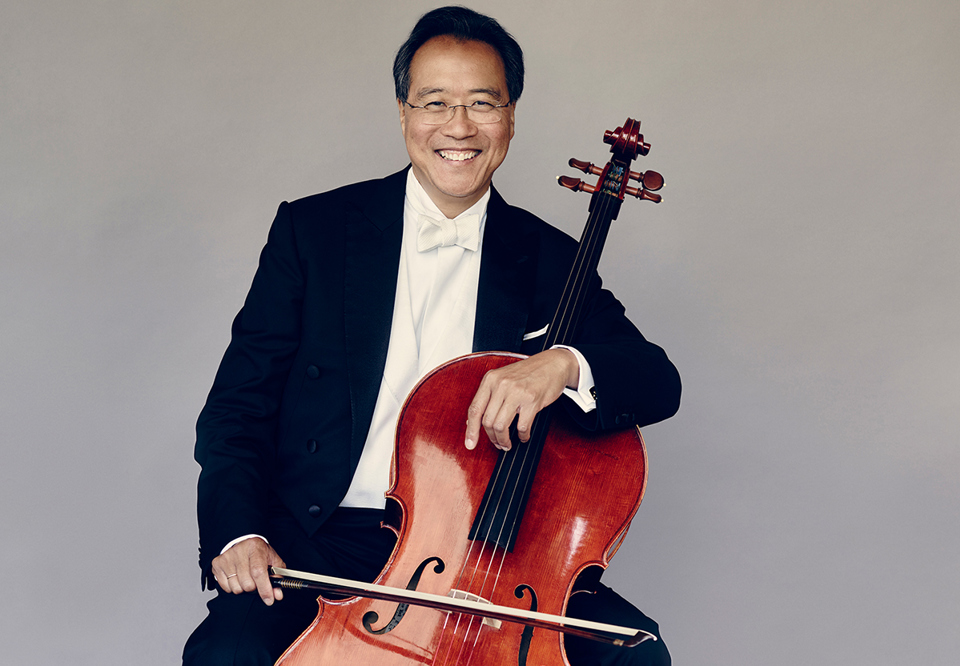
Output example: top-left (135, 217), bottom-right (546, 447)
top-left (393, 6), bottom-right (524, 104)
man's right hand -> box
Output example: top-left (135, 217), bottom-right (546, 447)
top-left (211, 538), bottom-right (287, 606)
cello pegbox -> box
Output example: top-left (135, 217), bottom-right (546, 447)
top-left (557, 175), bottom-right (597, 194)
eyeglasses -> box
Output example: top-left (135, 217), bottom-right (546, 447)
top-left (403, 100), bottom-right (511, 125)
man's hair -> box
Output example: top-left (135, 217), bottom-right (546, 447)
top-left (393, 6), bottom-right (524, 104)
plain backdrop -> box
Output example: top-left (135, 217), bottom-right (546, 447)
top-left (2, 1), bottom-right (957, 664)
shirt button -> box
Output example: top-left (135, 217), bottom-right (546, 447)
top-left (307, 439), bottom-right (318, 454)
top-left (308, 504), bottom-right (322, 518)
top-left (306, 365), bottom-right (320, 379)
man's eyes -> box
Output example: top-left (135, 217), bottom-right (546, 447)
top-left (422, 100), bottom-right (496, 108)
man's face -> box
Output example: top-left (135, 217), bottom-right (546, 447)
top-left (398, 36), bottom-right (515, 218)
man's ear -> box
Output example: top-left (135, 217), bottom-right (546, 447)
top-left (397, 99), bottom-right (407, 133)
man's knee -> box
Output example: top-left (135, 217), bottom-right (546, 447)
top-left (564, 584), bottom-right (671, 666)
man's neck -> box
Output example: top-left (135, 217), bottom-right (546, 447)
top-left (409, 169), bottom-right (489, 219)
top-left (406, 170), bottom-right (491, 221)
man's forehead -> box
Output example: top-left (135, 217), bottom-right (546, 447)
top-left (411, 86), bottom-right (505, 100)
top-left (407, 37), bottom-right (508, 95)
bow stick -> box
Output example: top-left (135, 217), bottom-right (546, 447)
top-left (269, 566), bottom-right (656, 648)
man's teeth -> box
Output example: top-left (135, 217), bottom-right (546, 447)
top-left (439, 150), bottom-right (479, 161)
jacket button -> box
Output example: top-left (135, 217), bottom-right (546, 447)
top-left (306, 365), bottom-right (320, 379)
top-left (307, 439), bottom-right (318, 454)
top-left (308, 504), bottom-right (322, 518)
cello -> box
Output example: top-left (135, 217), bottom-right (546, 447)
top-left (271, 117), bottom-right (665, 665)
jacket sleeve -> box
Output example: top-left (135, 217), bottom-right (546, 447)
top-left (524, 221), bottom-right (680, 431)
top-left (568, 275), bottom-right (681, 431)
top-left (193, 202), bottom-right (303, 584)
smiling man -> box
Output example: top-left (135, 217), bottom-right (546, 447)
top-left (184, 7), bottom-right (680, 666)
top-left (399, 35), bottom-right (515, 218)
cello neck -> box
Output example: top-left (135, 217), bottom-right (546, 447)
top-left (547, 117), bottom-right (663, 349)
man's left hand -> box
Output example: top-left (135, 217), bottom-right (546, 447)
top-left (465, 348), bottom-right (579, 451)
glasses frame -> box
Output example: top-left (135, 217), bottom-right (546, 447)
top-left (403, 100), bottom-right (512, 125)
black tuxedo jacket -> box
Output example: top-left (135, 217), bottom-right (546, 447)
top-left (194, 168), bottom-right (680, 579)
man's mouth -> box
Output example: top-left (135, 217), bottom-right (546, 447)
top-left (437, 150), bottom-right (480, 161)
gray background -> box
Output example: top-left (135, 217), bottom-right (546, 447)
top-left (2, 1), bottom-right (957, 664)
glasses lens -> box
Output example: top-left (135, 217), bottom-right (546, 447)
top-left (467, 105), bottom-right (501, 124)
top-left (417, 103), bottom-right (504, 125)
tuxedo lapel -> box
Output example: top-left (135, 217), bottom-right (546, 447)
top-left (473, 187), bottom-right (538, 353)
top-left (343, 169), bottom-right (406, 468)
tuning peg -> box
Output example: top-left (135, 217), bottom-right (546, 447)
top-left (627, 169), bottom-right (664, 192)
top-left (624, 185), bottom-right (662, 203)
top-left (557, 175), bottom-right (597, 194)
top-left (568, 158), bottom-right (604, 176)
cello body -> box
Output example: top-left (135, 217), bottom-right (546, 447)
top-left (276, 352), bottom-right (646, 665)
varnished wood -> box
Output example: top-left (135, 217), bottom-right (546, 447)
top-left (275, 353), bottom-right (647, 665)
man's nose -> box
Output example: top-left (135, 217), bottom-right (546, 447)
top-left (441, 105), bottom-right (479, 137)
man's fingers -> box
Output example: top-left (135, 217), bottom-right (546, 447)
top-left (235, 556), bottom-right (257, 595)
top-left (514, 407), bottom-right (536, 443)
top-left (249, 557), bottom-right (276, 605)
top-left (465, 383), bottom-right (492, 449)
top-left (484, 402), bottom-right (515, 450)
top-left (479, 386), bottom-right (512, 450)
top-left (221, 569), bottom-right (242, 594)
top-left (270, 552), bottom-right (287, 602)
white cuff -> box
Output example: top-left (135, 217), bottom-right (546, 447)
top-left (552, 345), bottom-right (597, 413)
top-left (220, 534), bottom-right (269, 555)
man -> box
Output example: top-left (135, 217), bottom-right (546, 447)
top-left (184, 6), bottom-right (680, 665)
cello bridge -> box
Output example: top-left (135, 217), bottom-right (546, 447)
top-left (447, 589), bottom-right (502, 630)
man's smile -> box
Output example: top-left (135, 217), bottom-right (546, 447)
top-left (437, 149), bottom-right (481, 161)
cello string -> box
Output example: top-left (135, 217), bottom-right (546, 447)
top-left (547, 179), bottom-right (614, 349)
top-left (445, 395), bottom-right (555, 661)
top-left (434, 371), bottom-right (532, 665)
top-left (554, 170), bottom-right (619, 345)
top-left (428, 376), bottom-right (512, 666)
top-left (433, 459), bottom-right (512, 664)
top-left (466, 149), bottom-right (635, 659)
top-left (437, 152), bottom-right (632, 664)
top-left (451, 191), bottom-right (615, 665)
top-left (458, 180), bottom-right (624, 664)
top-left (473, 177), bottom-right (621, 573)
top-left (499, 187), bottom-right (619, 571)
top-left (468, 186), bottom-right (610, 646)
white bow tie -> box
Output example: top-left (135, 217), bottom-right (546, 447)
top-left (417, 213), bottom-right (480, 252)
